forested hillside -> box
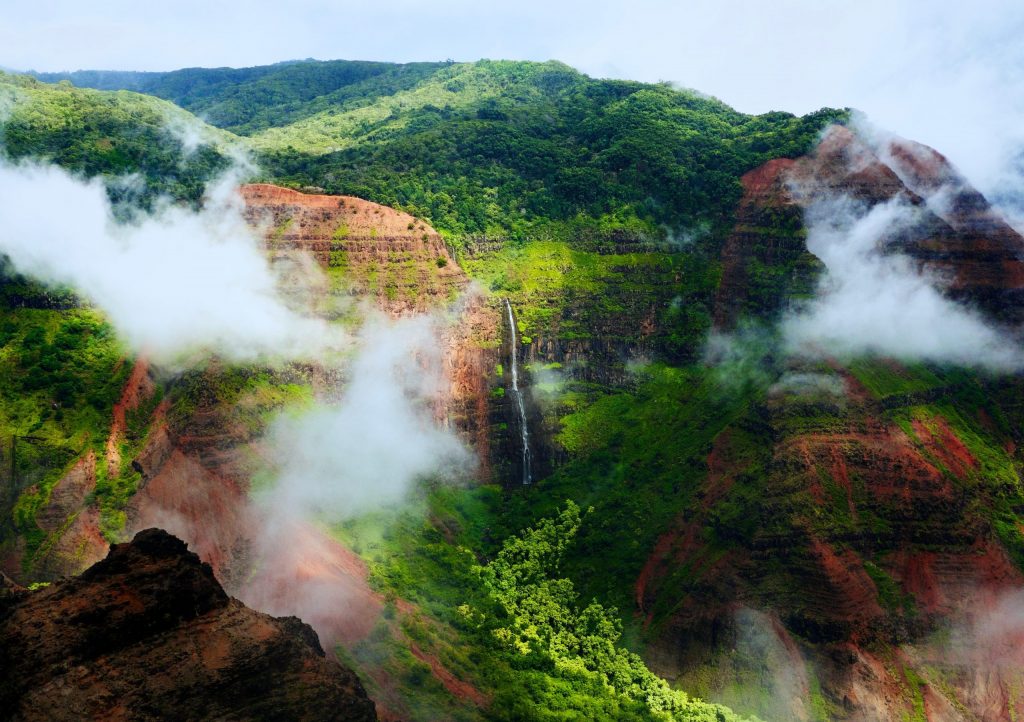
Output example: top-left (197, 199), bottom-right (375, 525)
top-left (1, 71), bottom-right (231, 204)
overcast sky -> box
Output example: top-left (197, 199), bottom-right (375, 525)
top-left (3, 0), bottom-right (1024, 202)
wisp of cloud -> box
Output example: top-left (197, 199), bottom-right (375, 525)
top-left (259, 314), bottom-right (471, 519)
top-left (0, 161), bottom-right (337, 363)
top-left (781, 194), bottom-right (1023, 371)
top-left (237, 315), bottom-right (472, 637)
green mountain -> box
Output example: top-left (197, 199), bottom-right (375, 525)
top-left (34, 59), bottom-right (448, 134)
top-left (3, 60), bottom-right (1024, 722)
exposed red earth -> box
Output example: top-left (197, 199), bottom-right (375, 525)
top-left (716, 125), bottom-right (1024, 330)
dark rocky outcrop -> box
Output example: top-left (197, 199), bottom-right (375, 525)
top-left (0, 528), bottom-right (377, 722)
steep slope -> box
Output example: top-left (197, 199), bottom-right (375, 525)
top-left (634, 360), bottom-right (1024, 721)
top-left (715, 124), bottom-right (1024, 328)
top-left (0, 528), bottom-right (377, 721)
top-left (240, 183), bottom-right (466, 314)
top-left (237, 183), bottom-right (505, 477)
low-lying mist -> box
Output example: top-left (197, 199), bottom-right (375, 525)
top-left (780, 194), bottom-right (1024, 370)
top-left (752, 120), bottom-right (1024, 373)
top-left (0, 160), bottom-right (338, 364)
top-left (258, 315), bottom-right (471, 519)
top-left (238, 314), bottom-right (473, 639)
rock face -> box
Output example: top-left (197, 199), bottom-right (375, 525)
top-left (798, 126), bottom-right (1024, 325)
top-left (240, 183), bottom-right (503, 482)
top-left (0, 528), bottom-right (377, 722)
top-left (125, 367), bottom-right (257, 589)
top-left (636, 366), bottom-right (1024, 720)
top-left (715, 125), bottom-right (1024, 329)
top-left (240, 183), bottom-right (467, 315)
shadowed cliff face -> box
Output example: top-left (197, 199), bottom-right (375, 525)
top-left (0, 528), bottom-right (377, 722)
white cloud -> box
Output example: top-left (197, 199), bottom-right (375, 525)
top-left (780, 195), bottom-right (1023, 370)
top-left (0, 161), bottom-right (338, 363)
top-left (258, 315), bottom-right (471, 518)
top-left (235, 314), bottom-right (471, 633)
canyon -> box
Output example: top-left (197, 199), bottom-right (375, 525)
top-left (3, 121), bottom-right (1024, 720)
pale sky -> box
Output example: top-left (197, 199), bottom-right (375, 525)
top-left (3, 0), bottom-right (1024, 205)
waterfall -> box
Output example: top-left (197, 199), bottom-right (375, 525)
top-left (504, 298), bottom-right (532, 485)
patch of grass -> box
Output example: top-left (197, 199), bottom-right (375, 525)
top-left (863, 560), bottom-right (915, 614)
top-left (846, 359), bottom-right (945, 399)
top-left (900, 665), bottom-right (928, 722)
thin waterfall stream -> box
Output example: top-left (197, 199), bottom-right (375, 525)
top-left (503, 298), bottom-right (532, 485)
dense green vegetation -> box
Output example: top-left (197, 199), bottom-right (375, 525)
top-left (476, 501), bottom-right (754, 721)
top-left (514, 364), bottom-right (763, 613)
top-left (0, 268), bottom-right (132, 558)
top-left (327, 360), bottom-right (770, 719)
top-left (258, 61), bottom-right (847, 239)
top-left (34, 60), bottom-right (450, 135)
top-left (338, 490), bottom-right (756, 721)
top-left (461, 238), bottom-right (722, 369)
top-left (37, 59), bottom-right (847, 238)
